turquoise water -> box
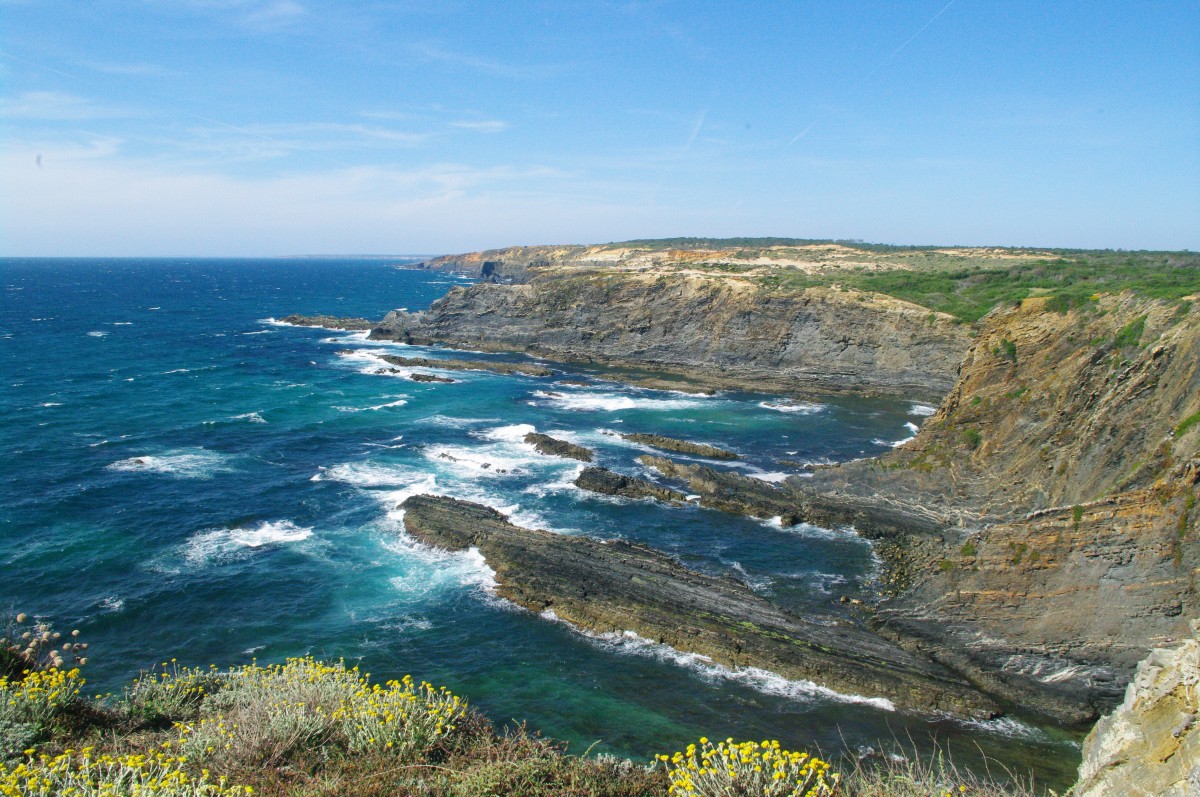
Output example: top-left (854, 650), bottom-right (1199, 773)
top-left (0, 258), bottom-right (1080, 787)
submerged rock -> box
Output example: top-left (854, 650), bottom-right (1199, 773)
top-left (620, 432), bottom-right (738, 460)
top-left (379, 354), bottom-right (552, 378)
top-left (279, 314), bottom-right (376, 330)
top-left (399, 494), bottom-right (999, 718)
top-left (524, 432), bottom-right (593, 462)
top-left (409, 372), bottom-right (455, 383)
top-left (574, 466), bottom-right (687, 503)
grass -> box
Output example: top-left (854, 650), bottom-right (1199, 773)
top-left (1, 612), bottom-right (1066, 796)
top-left (753, 249), bottom-right (1200, 322)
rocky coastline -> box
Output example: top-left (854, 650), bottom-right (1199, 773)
top-left (286, 243), bottom-right (1199, 733)
top-left (400, 494), bottom-right (999, 718)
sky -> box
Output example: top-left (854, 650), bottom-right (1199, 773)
top-left (1, 1), bottom-right (1197, 256)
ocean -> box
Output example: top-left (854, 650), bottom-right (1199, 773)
top-left (0, 257), bottom-right (1081, 787)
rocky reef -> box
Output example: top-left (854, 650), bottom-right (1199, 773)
top-left (1073, 621), bottom-right (1200, 796)
top-left (620, 433), bottom-right (738, 460)
top-left (524, 432), bottom-right (593, 462)
top-left (573, 466), bottom-right (687, 503)
top-left (376, 354), bottom-right (553, 378)
top-left (399, 494), bottom-right (998, 717)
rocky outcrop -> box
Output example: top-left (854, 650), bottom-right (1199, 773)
top-left (621, 433), bottom-right (738, 460)
top-left (372, 271), bottom-right (969, 399)
top-left (399, 494), bottom-right (999, 717)
top-left (279, 314), bottom-right (375, 330)
top-left (574, 467), bottom-right (687, 503)
top-left (524, 432), bottom-right (593, 462)
top-left (631, 296), bottom-right (1200, 725)
top-left (409, 372), bottom-right (455, 383)
top-left (1073, 621), bottom-right (1200, 797)
top-left (376, 354), bottom-right (553, 378)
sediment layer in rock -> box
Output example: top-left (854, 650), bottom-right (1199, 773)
top-left (399, 494), bottom-right (999, 718)
top-left (574, 466), bottom-right (687, 503)
top-left (621, 433), bottom-right (738, 460)
top-left (280, 314), bottom-right (376, 330)
top-left (524, 432), bottom-right (593, 462)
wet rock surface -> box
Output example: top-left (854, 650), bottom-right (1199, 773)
top-left (621, 433), bottom-right (738, 459)
top-left (524, 432), bottom-right (594, 462)
top-left (399, 494), bottom-right (999, 718)
top-left (279, 314), bottom-right (376, 330)
top-left (574, 466), bottom-right (687, 503)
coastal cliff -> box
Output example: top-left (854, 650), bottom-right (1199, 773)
top-left (291, 240), bottom-right (1199, 728)
top-left (641, 294), bottom-right (1200, 724)
top-left (372, 272), bottom-right (969, 399)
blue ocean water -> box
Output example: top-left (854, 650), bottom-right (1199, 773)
top-left (0, 258), bottom-right (1080, 786)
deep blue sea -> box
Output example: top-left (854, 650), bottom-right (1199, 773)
top-left (0, 258), bottom-right (1081, 787)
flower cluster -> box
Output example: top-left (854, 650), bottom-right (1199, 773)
top-left (1, 668), bottom-right (84, 729)
top-left (0, 747), bottom-right (251, 796)
top-left (658, 737), bottom-right (839, 797)
top-left (2, 614), bottom-right (87, 672)
top-left (172, 657), bottom-right (466, 767)
top-left (124, 661), bottom-right (223, 722)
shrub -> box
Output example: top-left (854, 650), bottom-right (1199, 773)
top-left (961, 429), bottom-right (983, 450)
top-left (1175, 411), bottom-right (1200, 437)
top-left (1112, 314), bottom-right (1147, 348)
top-left (123, 660), bottom-right (225, 724)
top-left (0, 747), bottom-right (251, 796)
top-left (657, 737), bottom-right (838, 797)
top-left (174, 657), bottom-right (468, 770)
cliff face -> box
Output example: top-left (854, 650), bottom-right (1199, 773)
top-left (793, 295), bottom-right (1200, 722)
top-left (375, 271), bottom-right (969, 399)
top-left (1072, 621), bottom-right (1200, 796)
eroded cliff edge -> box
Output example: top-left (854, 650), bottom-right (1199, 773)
top-left (643, 294), bottom-right (1200, 724)
top-left (372, 264), bottom-right (970, 400)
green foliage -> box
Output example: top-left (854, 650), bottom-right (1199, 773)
top-left (938, 559), bottom-right (955, 573)
top-left (1175, 411), bottom-right (1200, 437)
top-left (1072, 505), bottom-right (1084, 526)
top-left (960, 541), bottom-right (977, 557)
top-left (961, 428), bottom-right (983, 450)
top-left (756, 248), bottom-right (1200, 321)
top-left (970, 396), bottom-right (982, 406)
top-left (1112, 314), bottom-right (1147, 348)
top-left (1000, 339), bottom-right (1018, 364)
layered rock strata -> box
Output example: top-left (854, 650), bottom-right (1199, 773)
top-left (620, 433), bottom-right (738, 460)
top-left (637, 296), bottom-right (1200, 725)
top-left (376, 354), bottom-right (553, 378)
top-left (370, 271), bottom-right (969, 399)
top-left (1072, 622), bottom-right (1200, 796)
top-left (574, 467), bottom-right (687, 503)
top-left (399, 494), bottom-right (999, 718)
top-left (524, 432), bottom-right (594, 462)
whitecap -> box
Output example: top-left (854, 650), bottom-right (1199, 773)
top-left (108, 449), bottom-right (235, 479)
top-left (949, 715), bottom-right (1052, 743)
top-left (40, 402), bottom-right (63, 407)
top-left (112, 322), bottom-right (133, 326)
top-left (874, 435), bottom-right (915, 448)
top-left (909, 404), bottom-right (938, 416)
top-left (904, 421), bottom-right (920, 434)
top-left (99, 596), bottom-right (125, 613)
top-left (184, 520), bottom-right (314, 566)
top-left (532, 389), bottom-right (711, 413)
top-left (334, 397), bottom-right (409, 412)
top-left (87, 330), bottom-right (108, 338)
top-left (746, 471), bottom-right (791, 483)
top-left (758, 400), bottom-right (825, 415)
top-left (540, 618), bottom-right (895, 711)
top-left (232, 412), bottom-right (268, 423)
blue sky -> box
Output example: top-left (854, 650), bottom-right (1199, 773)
top-left (1, 1), bottom-right (1197, 255)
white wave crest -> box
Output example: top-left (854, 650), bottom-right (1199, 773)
top-left (541, 617), bottom-right (895, 711)
top-left (909, 404), bottom-right (938, 416)
top-left (108, 449), bottom-right (235, 479)
top-left (87, 330), bottom-right (108, 338)
top-left (758, 400), bottom-right (825, 415)
top-left (532, 390), bottom-right (711, 413)
top-left (335, 397), bottom-right (409, 412)
top-left (232, 412), bottom-right (268, 423)
top-left (184, 520), bottom-right (313, 566)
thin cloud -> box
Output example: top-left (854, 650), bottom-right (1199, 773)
top-left (1, 91), bottom-right (134, 120)
top-left (410, 41), bottom-right (558, 79)
top-left (450, 120), bottom-right (509, 133)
